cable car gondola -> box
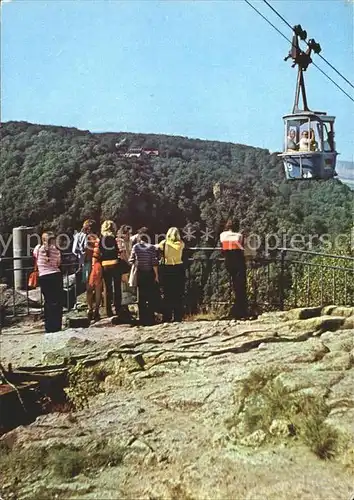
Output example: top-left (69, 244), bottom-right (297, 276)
top-left (279, 25), bottom-right (338, 180)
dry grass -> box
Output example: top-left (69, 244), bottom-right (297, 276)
top-left (0, 438), bottom-right (125, 499)
top-left (184, 311), bottom-right (222, 322)
top-left (168, 482), bottom-right (196, 500)
top-left (65, 361), bottom-right (114, 409)
top-left (50, 440), bottom-right (124, 479)
top-left (184, 304), bottom-right (229, 322)
top-left (229, 366), bottom-right (340, 460)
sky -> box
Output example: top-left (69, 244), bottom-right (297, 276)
top-left (1, 0), bottom-right (353, 160)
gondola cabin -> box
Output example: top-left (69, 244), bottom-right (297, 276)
top-left (279, 25), bottom-right (339, 180)
top-left (280, 111), bottom-right (338, 180)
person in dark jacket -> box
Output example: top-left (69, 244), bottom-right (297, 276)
top-left (220, 219), bottom-right (249, 320)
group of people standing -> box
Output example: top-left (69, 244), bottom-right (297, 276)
top-left (71, 220), bottom-right (186, 327)
top-left (32, 219), bottom-right (249, 333)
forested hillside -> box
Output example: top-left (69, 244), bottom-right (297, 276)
top-left (0, 121), bottom-right (352, 250)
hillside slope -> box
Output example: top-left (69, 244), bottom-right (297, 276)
top-left (0, 121), bottom-right (352, 245)
top-left (337, 160), bottom-right (354, 190)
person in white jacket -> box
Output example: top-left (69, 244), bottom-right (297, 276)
top-left (298, 130), bottom-right (310, 151)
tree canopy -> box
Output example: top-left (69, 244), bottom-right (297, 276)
top-left (1, 121), bottom-right (352, 251)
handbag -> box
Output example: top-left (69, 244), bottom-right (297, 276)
top-left (28, 261), bottom-right (39, 289)
top-left (128, 262), bottom-right (138, 287)
top-left (121, 273), bottom-right (129, 284)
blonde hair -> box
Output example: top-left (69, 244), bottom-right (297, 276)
top-left (82, 219), bottom-right (96, 233)
top-left (101, 220), bottom-right (116, 236)
top-left (166, 227), bottom-right (181, 242)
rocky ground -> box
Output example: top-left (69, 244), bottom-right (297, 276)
top-left (0, 306), bottom-right (353, 500)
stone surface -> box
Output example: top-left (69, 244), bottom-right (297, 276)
top-left (284, 306), bottom-right (323, 321)
top-left (342, 315), bottom-right (354, 330)
top-left (0, 308), bottom-right (353, 499)
top-left (322, 305), bottom-right (354, 318)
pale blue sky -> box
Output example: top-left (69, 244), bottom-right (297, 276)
top-left (1, 0), bottom-right (353, 160)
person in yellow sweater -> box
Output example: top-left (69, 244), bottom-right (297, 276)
top-left (157, 227), bottom-right (185, 322)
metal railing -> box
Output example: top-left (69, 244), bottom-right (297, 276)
top-left (0, 248), bottom-right (353, 324)
top-left (276, 248), bottom-right (354, 310)
top-left (182, 247), bottom-right (353, 313)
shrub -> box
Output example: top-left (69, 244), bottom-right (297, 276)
top-left (229, 367), bottom-right (341, 460)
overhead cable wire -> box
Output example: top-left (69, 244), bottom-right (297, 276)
top-left (311, 61), bottom-right (354, 103)
top-left (262, 0), bottom-right (354, 90)
top-left (244, 0), bottom-right (290, 45)
top-left (244, 0), bottom-right (354, 103)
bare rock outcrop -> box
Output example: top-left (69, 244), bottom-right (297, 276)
top-left (0, 307), bottom-right (353, 499)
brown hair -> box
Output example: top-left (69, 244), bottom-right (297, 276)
top-left (224, 219), bottom-right (240, 232)
top-left (118, 224), bottom-right (132, 236)
top-left (41, 232), bottom-right (55, 261)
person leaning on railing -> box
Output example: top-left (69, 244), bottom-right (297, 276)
top-left (92, 220), bottom-right (122, 318)
top-left (33, 232), bottom-right (63, 333)
top-left (156, 227), bottom-right (185, 323)
top-left (116, 224), bottom-right (133, 264)
top-left (219, 219), bottom-right (249, 320)
top-left (85, 222), bottom-right (102, 322)
top-left (129, 229), bottom-right (159, 326)
top-left (73, 219), bottom-right (102, 322)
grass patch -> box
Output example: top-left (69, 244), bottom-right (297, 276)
top-left (50, 440), bottom-right (124, 479)
top-left (0, 438), bottom-right (125, 499)
top-left (184, 304), bottom-right (230, 322)
top-left (300, 411), bottom-right (338, 459)
top-left (184, 312), bottom-right (222, 322)
top-left (50, 445), bottom-right (85, 479)
top-left (168, 482), bottom-right (196, 500)
top-left (228, 366), bottom-right (340, 460)
top-left (65, 361), bottom-right (114, 409)
top-left (24, 486), bottom-right (74, 500)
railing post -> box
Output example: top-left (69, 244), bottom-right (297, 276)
top-left (279, 249), bottom-right (286, 311)
top-left (293, 264), bottom-right (298, 308)
top-left (13, 226), bottom-right (35, 290)
top-left (267, 262), bottom-right (271, 307)
top-left (66, 272), bottom-right (70, 312)
top-left (187, 248), bottom-right (191, 315)
top-left (320, 265), bottom-right (324, 305)
top-left (344, 271), bottom-right (347, 306)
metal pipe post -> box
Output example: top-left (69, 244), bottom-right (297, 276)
top-left (13, 226), bottom-right (35, 290)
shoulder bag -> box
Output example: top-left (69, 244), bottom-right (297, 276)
top-left (28, 257), bottom-right (39, 289)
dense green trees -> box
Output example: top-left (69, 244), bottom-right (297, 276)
top-left (0, 120), bottom-right (352, 249)
top-left (1, 121), bottom-right (352, 310)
